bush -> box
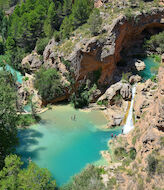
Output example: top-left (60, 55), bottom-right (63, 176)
top-left (36, 38), bottom-right (49, 55)
top-left (16, 114), bottom-right (40, 127)
top-left (145, 31), bottom-right (164, 54)
top-left (88, 8), bottom-right (102, 36)
top-left (62, 165), bottom-right (106, 190)
top-left (150, 75), bottom-right (158, 83)
top-left (114, 147), bottom-right (127, 160)
top-left (129, 147), bottom-right (137, 160)
top-left (147, 155), bottom-right (158, 174)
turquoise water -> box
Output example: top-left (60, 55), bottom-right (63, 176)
top-left (0, 64), bottom-right (23, 83)
top-left (24, 104), bottom-right (32, 113)
top-left (5, 64), bottom-right (23, 83)
top-left (139, 57), bottom-right (159, 80)
top-left (17, 105), bottom-right (122, 186)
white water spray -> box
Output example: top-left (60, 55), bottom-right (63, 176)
top-left (123, 85), bottom-right (136, 134)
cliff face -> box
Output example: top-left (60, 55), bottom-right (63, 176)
top-left (43, 8), bottom-right (164, 86)
top-left (102, 66), bottom-right (164, 190)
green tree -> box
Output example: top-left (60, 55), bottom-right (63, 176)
top-left (88, 8), bottom-right (102, 36)
top-left (34, 68), bottom-right (65, 102)
top-left (0, 154), bottom-right (56, 189)
top-left (71, 0), bottom-right (93, 28)
top-left (62, 0), bottom-right (72, 16)
top-left (60, 16), bottom-right (73, 39)
top-left (0, 70), bottom-right (18, 169)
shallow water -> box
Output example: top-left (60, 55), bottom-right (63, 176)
top-left (17, 105), bottom-right (122, 186)
top-left (139, 57), bottom-right (159, 80)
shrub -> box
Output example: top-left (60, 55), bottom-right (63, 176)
top-left (147, 155), bottom-right (158, 174)
top-left (129, 147), bottom-right (137, 160)
top-left (150, 75), bottom-right (158, 83)
top-left (113, 94), bottom-right (122, 106)
top-left (16, 114), bottom-right (40, 127)
top-left (62, 165), bottom-right (106, 190)
top-left (145, 31), bottom-right (164, 54)
top-left (114, 147), bottom-right (127, 160)
top-left (36, 38), bottom-right (49, 55)
top-left (97, 100), bottom-right (108, 107)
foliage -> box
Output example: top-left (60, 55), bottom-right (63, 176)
top-left (0, 69), bottom-right (18, 169)
top-left (97, 100), bottom-right (108, 107)
top-left (145, 31), bottom-right (164, 54)
top-left (36, 38), bottom-right (49, 55)
top-left (87, 8), bottom-right (102, 36)
top-left (113, 94), bottom-right (122, 106)
top-left (34, 67), bottom-right (65, 102)
top-left (61, 165), bottom-right (106, 190)
top-left (60, 0), bottom-right (93, 39)
top-left (71, 0), bottom-right (93, 28)
top-left (114, 147), bottom-right (127, 160)
top-left (129, 147), bottom-right (136, 160)
top-left (121, 72), bottom-right (131, 82)
top-left (147, 155), bottom-right (158, 174)
top-left (160, 137), bottom-right (164, 147)
top-left (150, 75), bottom-right (158, 83)
top-left (70, 81), bottom-right (98, 108)
top-left (0, 154), bottom-right (56, 189)
top-left (16, 114), bottom-right (40, 127)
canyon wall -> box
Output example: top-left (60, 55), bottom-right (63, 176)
top-left (43, 8), bottom-right (164, 84)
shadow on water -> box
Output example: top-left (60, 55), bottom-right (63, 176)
top-left (17, 128), bottom-right (46, 166)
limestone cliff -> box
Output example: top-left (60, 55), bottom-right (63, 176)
top-left (43, 8), bottom-right (164, 85)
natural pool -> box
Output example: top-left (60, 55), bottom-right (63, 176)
top-left (138, 57), bottom-right (159, 80)
top-left (17, 105), bottom-right (122, 186)
top-left (16, 56), bottom-right (159, 186)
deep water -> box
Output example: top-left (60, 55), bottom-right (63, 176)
top-left (17, 105), bottom-right (122, 186)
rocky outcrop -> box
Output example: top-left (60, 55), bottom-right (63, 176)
top-left (42, 8), bottom-right (164, 86)
top-left (134, 59), bottom-right (146, 71)
top-left (21, 52), bottom-right (42, 72)
top-left (129, 74), bottom-right (141, 84)
top-left (98, 81), bottom-right (132, 103)
top-left (18, 74), bottom-right (42, 112)
top-left (101, 66), bottom-right (164, 190)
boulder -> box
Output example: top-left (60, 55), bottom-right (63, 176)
top-left (21, 52), bottom-right (42, 72)
top-left (135, 59), bottom-right (146, 71)
top-left (98, 81), bottom-right (132, 103)
top-left (120, 83), bottom-right (132, 100)
top-left (129, 75), bottom-right (142, 84)
top-left (112, 115), bottom-right (124, 126)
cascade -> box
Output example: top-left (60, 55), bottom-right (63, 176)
top-left (123, 85), bottom-right (136, 134)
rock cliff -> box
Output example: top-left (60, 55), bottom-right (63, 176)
top-left (101, 65), bottom-right (164, 189)
top-left (43, 8), bottom-right (164, 85)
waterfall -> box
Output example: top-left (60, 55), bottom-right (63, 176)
top-left (123, 85), bottom-right (136, 134)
